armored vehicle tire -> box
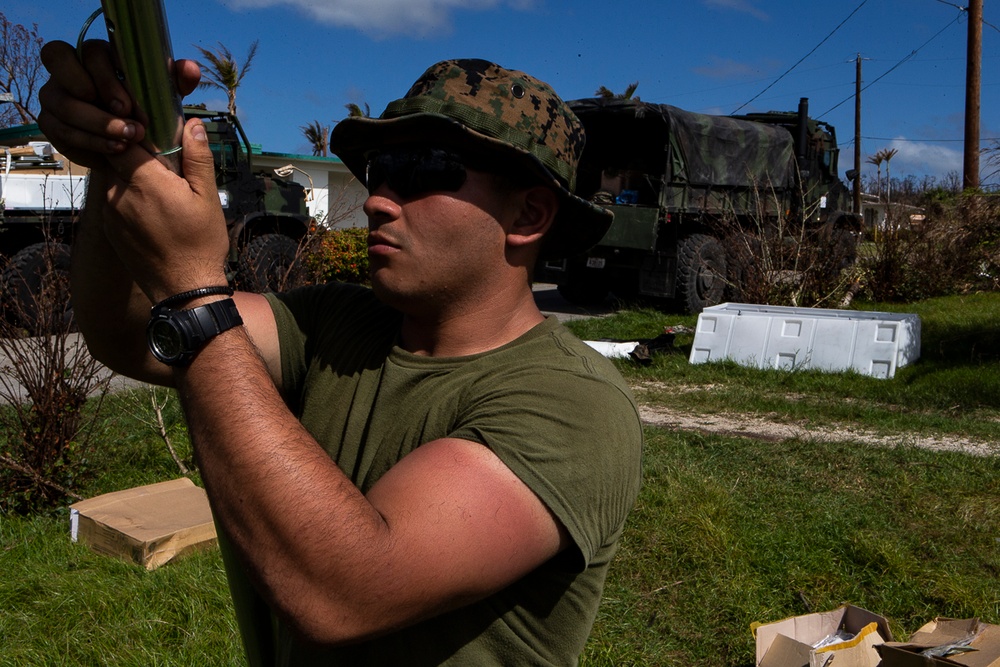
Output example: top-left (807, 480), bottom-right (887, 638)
top-left (676, 234), bottom-right (727, 314)
top-left (239, 233), bottom-right (303, 293)
top-left (1, 242), bottom-right (74, 335)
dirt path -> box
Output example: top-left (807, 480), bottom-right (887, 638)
top-left (633, 390), bottom-right (999, 458)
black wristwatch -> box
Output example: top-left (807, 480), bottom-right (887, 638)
top-left (146, 297), bottom-right (244, 366)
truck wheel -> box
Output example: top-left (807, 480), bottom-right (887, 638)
top-left (676, 234), bottom-right (727, 313)
top-left (238, 234), bottom-right (303, 293)
top-left (1, 242), bottom-right (74, 335)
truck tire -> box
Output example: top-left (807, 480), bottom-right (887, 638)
top-left (676, 234), bottom-right (727, 313)
top-left (1, 242), bottom-right (74, 335)
top-left (238, 234), bottom-right (303, 293)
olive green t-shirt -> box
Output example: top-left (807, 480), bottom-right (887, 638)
top-left (221, 283), bottom-right (642, 666)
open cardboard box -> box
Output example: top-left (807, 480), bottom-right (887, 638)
top-left (69, 478), bottom-right (217, 570)
top-left (753, 604), bottom-right (893, 667)
top-left (876, 618), bottom-right (1000, 667)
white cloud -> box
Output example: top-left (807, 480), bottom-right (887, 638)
top-left (220, 0), bottom-right (536, 38)
top-left (878, 138), bottom-right (963, 180)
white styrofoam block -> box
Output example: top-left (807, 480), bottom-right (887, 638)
top-left (689, 303), bottom-right (921, 379)
top-left (1, 174), bottom-right (87, 211)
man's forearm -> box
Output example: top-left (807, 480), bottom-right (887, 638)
top-left (175, 326), bottom-right (397, 644)
top-left (71, 172), bottom-right (171, 384)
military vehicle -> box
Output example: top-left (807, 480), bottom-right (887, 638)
top-left (0, 107), bottom-right (311, 331)
top-left (539, 97), bottom-right (860, 313)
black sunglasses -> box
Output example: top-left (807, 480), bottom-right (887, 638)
top-left (365, 147), bottom-right (469, 199)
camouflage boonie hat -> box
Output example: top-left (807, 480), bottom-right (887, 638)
top-left (329, 58), bottom-right (612, 259)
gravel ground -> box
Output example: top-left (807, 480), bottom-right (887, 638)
top-left (633, 386), bottom-right (999, 458)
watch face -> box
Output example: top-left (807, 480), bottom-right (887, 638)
top-left (149, 318), bottom-right (184, 362)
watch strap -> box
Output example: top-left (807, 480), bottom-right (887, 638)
top-left (184, 298), bottom-right (244, 349)
top-left (149, 297), bottom-right (244, 366)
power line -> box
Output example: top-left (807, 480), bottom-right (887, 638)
top-left (817, 11), bottom-right (964, 118)
top-left (731, 0), bottom-right (869, 114)
top-left (931, 0), bottom-right (1000, 33)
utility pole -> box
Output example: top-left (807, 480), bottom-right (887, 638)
top-left (853, 54), bottom-right (862, 215)
top-left (963, 0), bottom-right (983, 190)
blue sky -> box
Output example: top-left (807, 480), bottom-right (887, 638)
top-left (9, 0), bottom-right (999, 184)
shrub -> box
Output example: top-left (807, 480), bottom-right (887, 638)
top-left (306, 226), bottom-right (370, 285)
top-left (861, 192), bottom-right (1000, 302)
top-left (0, 242), bottom-right (112, 513)
top-left (713, 184), bottom-right (860, 309)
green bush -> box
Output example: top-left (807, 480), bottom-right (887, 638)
top-left (306, 227), bottom-right (370, 285)
top-left (861, 192), bottom-right (1000, 302)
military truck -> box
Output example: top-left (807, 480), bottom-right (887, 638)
top-left (539, 97), bottom-right (860, 313)
top-left (0, 107), bottom-right (311, 331)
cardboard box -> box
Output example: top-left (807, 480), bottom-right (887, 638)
top-left (753, 604), bottom-right (893, 667)
top-left (876, 618), bottom-right (1000, 667)
top-left (69, 478), bottom-right (217, 570)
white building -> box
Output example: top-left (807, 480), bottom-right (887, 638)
top-left (859, 193), bottom-right (925, 232)
top-left (251, 148), bottom-right (368, 230)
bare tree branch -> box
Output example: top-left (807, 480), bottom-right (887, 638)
top-left (0, 11), bottom-right (44, 126)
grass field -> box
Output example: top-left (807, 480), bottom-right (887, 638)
top-left (2, 292), bottom-right (998, 666)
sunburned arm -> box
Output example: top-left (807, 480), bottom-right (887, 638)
top-left (176, 324), bottom-right (571, 645)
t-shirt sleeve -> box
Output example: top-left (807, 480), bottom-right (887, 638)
top-left (265, 284), bottom-right (400, 406)
top-left (451, 359), bottom-right (643, 570)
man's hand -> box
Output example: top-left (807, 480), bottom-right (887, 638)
top-left (102, 118), bottom-right (231, 304)
top-left (37, 39), bottom-right (201, 169)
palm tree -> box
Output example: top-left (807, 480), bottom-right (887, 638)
top-left (344, 102), bottom-right (371, 118)
top-left (880, 148), bottom-right (899, 205)
top-left (194, 40), bottom-right (259, 116)
top-left (595, 82), bottom-right (640, 100)
top-left (866, 153), bottom-right (884, 200)
top-left (867, 148), bottom-right (899, 203)
top-left (301, 120), bottom-right (329, 157)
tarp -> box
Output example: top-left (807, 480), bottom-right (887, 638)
top-left (570, 98), bottom-right (797, 191)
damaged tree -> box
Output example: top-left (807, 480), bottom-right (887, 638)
top-left (0, 11), bottom-right (43, 127)
top-left (0, 242), bottom-right (112, 512)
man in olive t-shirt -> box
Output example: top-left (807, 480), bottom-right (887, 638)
top-left (40, 47), bottom-right (642, 666)
top-left (211, 282), bottom-right (641, 664)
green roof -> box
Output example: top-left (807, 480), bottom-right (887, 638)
top-left (253, 146), bottom-right (344, 164)
top-left (0, 122), bottom-right (44, 145)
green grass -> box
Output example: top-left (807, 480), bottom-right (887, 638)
top-left (566, 293), bottom-right (1000, 442)
top-left (1, 518), bottom-right (241, 666)
top-left (584, 430), bottom-right (1000, 666)
top-left (2, 293), bottom-right (999, 665)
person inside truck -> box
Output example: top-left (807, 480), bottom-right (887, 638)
top-left (39, 44), bottom-right (642, 666)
